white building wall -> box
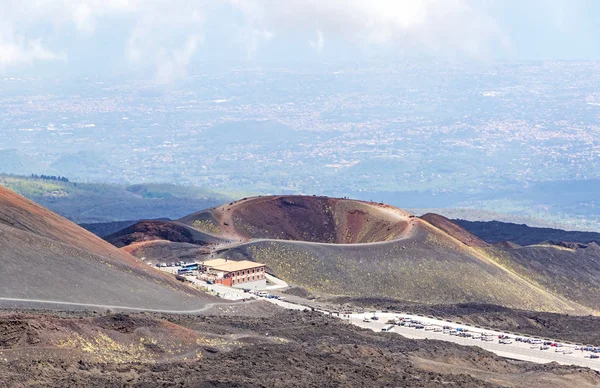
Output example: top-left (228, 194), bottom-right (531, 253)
top-left (232, 278), bottom-right (267, 290)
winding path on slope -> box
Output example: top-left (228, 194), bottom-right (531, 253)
top-left (0, 297), bottom-right (240, 314)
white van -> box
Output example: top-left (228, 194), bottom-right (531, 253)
top-left (381, 325), bottom-right (395, 332)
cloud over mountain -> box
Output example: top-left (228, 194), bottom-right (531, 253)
top-left (0, 0), bottom-right (595, 78)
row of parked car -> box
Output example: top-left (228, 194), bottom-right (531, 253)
top-left (245, 290), bottom-right (285, 300)
top-left (156, 261), bottom-right (187, 267)
top-left (365, 314), bottom-right (600, 360)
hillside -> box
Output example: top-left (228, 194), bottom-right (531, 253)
top-left (110, 195), bottom-right (600, 314)
top-left (106, 220), bottom-right (223, 248)
top-left (179, 195), bottom-right (414, 243)
top-left (454, 219), bottom-right (600, 246)
top-left (0, 186), bottom-right (218, 310)
top-left (80, 219), bottom-right (140, 238)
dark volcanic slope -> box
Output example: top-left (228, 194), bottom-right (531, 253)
top-left (80, 220), bottom-right (139, 238)
top-left (0, 186), bottom-right (217, 310)
top-left (454, 219), bottom-right (600, 246)
top-left (105, 220), bottom-right (222, 248)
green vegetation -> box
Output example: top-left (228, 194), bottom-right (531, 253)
top-left (191, 219), bottom-right (222, 234)
top-left (0, 174), bottom-right (230, 223)
top-left (126, 183), bottom-right (228, 200)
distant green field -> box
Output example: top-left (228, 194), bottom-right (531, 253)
top-left (0, 174), bottom-right (231, 223)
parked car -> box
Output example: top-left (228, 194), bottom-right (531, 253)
top-left (363, 317), bottom-right (371, 323)
top-left (381, 325), bottom-right (395, 332)
top-left (499, 339), bottom-right (513, 344)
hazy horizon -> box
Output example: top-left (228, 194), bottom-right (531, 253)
top-left (2, 0), bottom-right (600, 80)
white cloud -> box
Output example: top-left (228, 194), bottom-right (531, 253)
top-left (0, 0), bottom-right (207, 79)
top-left (154, 34), bottom-right (203, 84)
top-left (0, 38), bottom-right (66, 69)
top-left (230, 0), bottom-right (509, 59)
top-left (0, 0), bottom-right (592, 76)
top-left (309, 29), bottom-right (324, 53)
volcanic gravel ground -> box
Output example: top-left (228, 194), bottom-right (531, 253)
top-left (0, 309), bottom-right (599, 387)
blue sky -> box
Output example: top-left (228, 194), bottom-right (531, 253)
top-left (1, 0), bottom-right (600, 80)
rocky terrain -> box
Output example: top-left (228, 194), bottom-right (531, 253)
top-left (1, 308), bottom-right (599, 387)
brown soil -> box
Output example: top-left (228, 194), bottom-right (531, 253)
top-left (180, 195), bottom-right (414, 244)
top-left (420, 213), bottom-right (489, 247)
top-left (1, 308), bottom-right (598, 387)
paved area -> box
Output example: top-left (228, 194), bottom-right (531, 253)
top-left (346, 312), bottom-right (600, 372)
top-left (180, 278), bottom-right (600, 372)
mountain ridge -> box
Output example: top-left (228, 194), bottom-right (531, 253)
top-left (107, 195), bottom-right (600, 315)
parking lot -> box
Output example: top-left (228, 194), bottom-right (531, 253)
top-left (155, 263), bottom-right (600, 371)
top-left (348, 312), bottom-right (600, 371)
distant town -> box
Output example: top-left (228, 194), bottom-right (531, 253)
top-left (1, 61), bottom-right (599, 229)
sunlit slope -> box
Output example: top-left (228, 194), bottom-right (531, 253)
top-left (110, 195), bottom-right (600, 314)
top-left (218, 217), bottom-right (593, 314)
top-left (0, 186), bottom-right (217, 309)
top-left (180, 195), bottom-right (414, 243)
